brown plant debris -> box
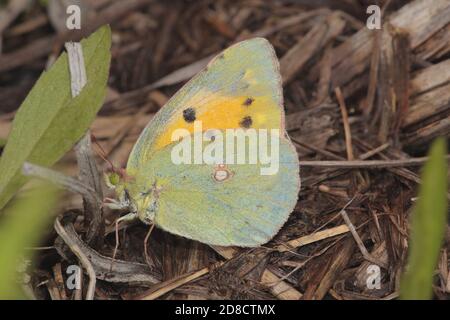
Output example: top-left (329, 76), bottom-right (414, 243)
top-left (0, 0), bottom-right (449, 300)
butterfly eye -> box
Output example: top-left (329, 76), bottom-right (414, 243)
top-left (108, 172), bottom-right (120, 185)
top-left (104, 172), bottom-right (120, 189)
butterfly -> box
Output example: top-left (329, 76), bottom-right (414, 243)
top-left (106, 38), bottom-right (300, 247)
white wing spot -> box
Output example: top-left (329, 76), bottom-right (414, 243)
top-left (213, 164), bottom-right (232, 182)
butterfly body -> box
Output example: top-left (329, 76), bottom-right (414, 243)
top-left (110, 38), bottom-right (300, 247)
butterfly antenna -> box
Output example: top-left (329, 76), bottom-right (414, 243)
top-left (144, 224), bottom-right (155, 268)
top-left (91, 133), bottom-right (116, 172)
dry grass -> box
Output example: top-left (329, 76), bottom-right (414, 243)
top-left (0, 0), bottom-right (449, 300)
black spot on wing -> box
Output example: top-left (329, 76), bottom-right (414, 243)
top-left (183, 107), bottom-right (196, 123)
top-left (239, 116), bottom-right (252, 128)
top-left (243, 98), bottom-right (254, 106)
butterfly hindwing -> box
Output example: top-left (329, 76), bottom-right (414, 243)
top-left (128, 133), bottom-right (300, 247)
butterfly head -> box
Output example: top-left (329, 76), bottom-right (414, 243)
top-left (104, 169), bottom-right (137, 213)
top-left (105, 170), bottom-right (161, 225)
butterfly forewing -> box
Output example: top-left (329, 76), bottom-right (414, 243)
top-left (127, 38), bottom-right (284, 172)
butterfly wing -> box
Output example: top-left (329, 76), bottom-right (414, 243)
top-left (127, 38), bottom-right (283, 173)
top-left (129, 133), bottom-right (300, 247)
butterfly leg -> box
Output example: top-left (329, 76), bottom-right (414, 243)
top-left (143, 224), bottom-right (155, 268)
top-left (110, 212), bottom-right (138, 271)
top-left (102, 197), bottom-right (129, 210)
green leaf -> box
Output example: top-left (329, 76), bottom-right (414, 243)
top-left (0, 186), bottom-right (58, 299)
top-left (0, 25), bottom-right (111, 210)
top-left (400, 138), bottom-right (448, 300)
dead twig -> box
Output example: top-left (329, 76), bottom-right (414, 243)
top-left (0, 0), bottom-right (31, 35)
top-left (211, 246), bottom-right (303, 300)
top-left (136, 262), bottom-right (223, 300)
top-left (337, 197), bottom-right (388, 270)
top-left (74, 133), bottom-right (104, 246)
top-left (335, 86), bottom-right (354, 160)
top-left (276, 225), bottom-right (350, 252)
top-left (298, 155), bottom-right (450, 168)
top-left (57, 215), bottom-right (161, 286)
top-left (54, 217), bottom-right (96, 300)
top-left (22, 162), bottom-right (101, 205)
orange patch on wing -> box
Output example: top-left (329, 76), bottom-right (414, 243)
top-left (153, 94), bottom-right (282, 150)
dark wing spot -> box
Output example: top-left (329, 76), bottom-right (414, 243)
top-left (239, 116), bottom-right (253, 128)
top-left (183, 107), bottom-right (196, 123)
top-left (217, 53), bottom-right (225, 59)
top-left (243, 98), bottom-right (254, 106)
